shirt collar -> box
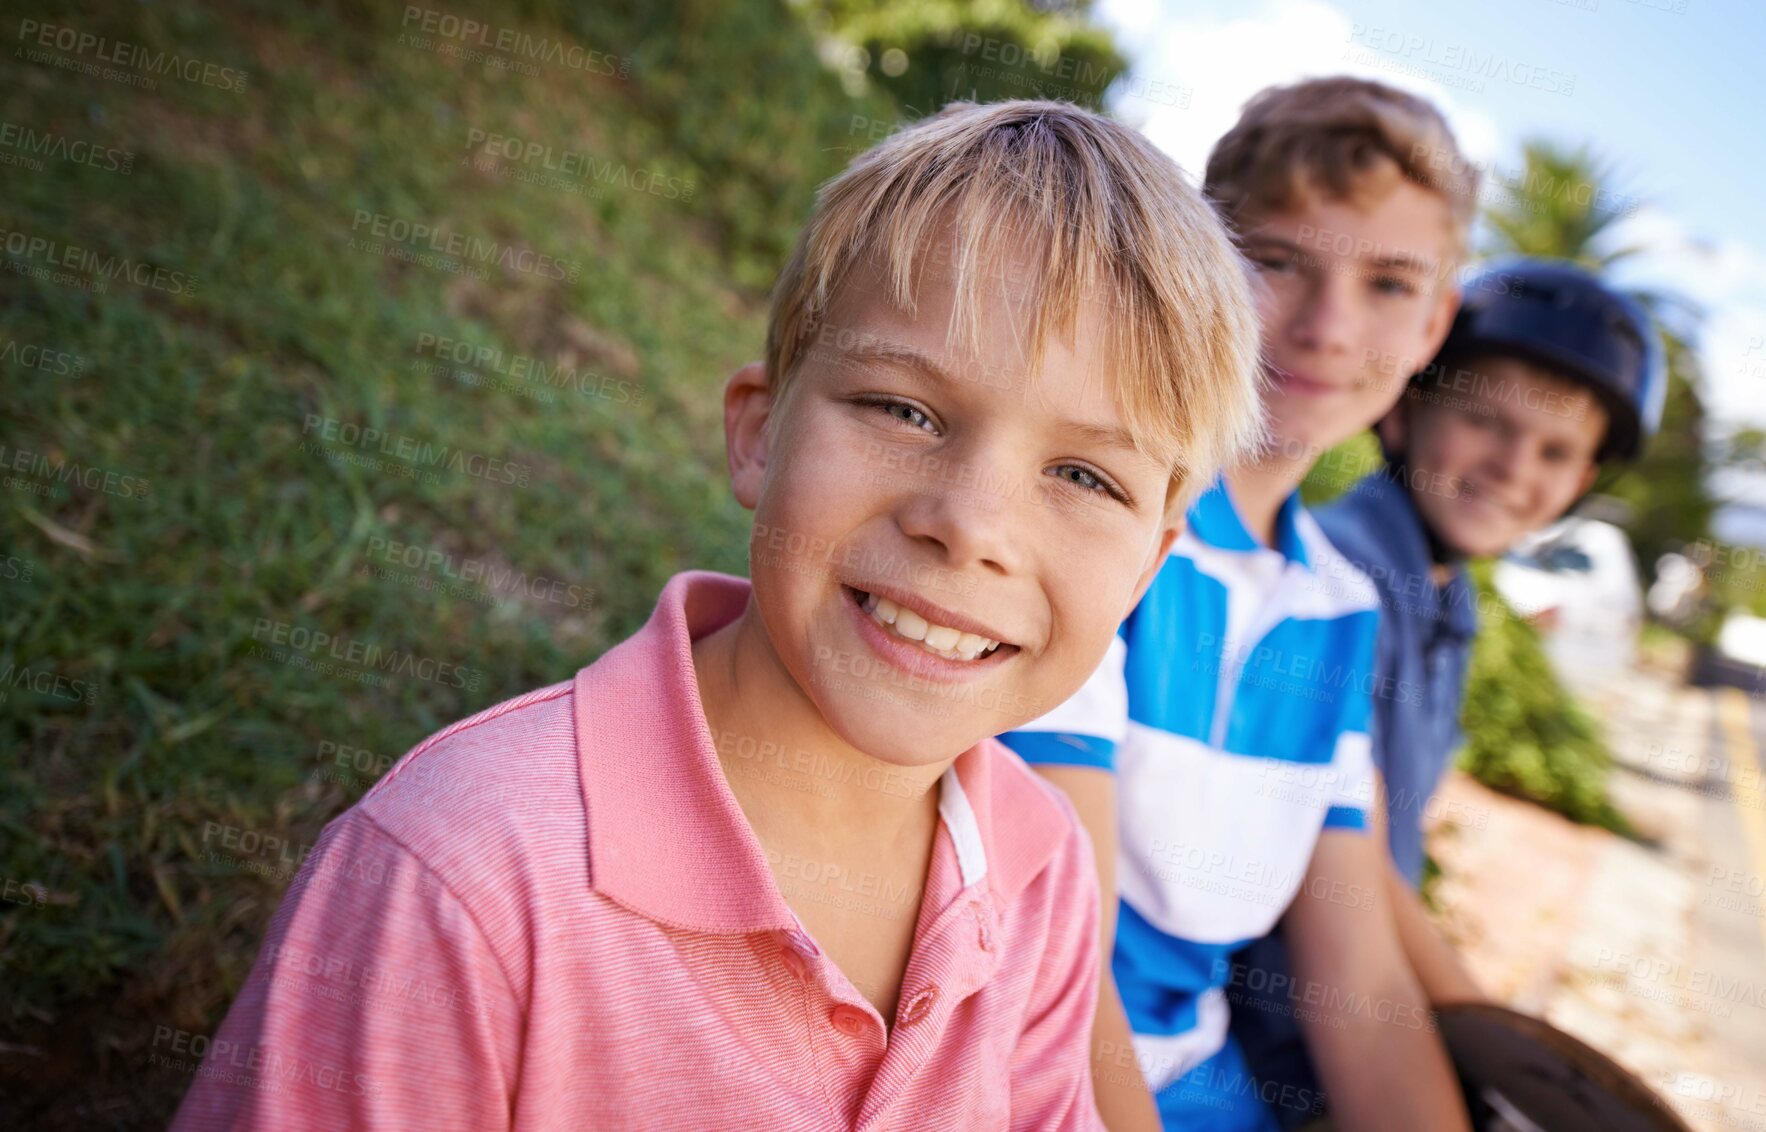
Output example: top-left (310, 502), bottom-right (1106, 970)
top-left (1188, 475), bottom-right (1312, 569)
top-left (1335, 472), bottom-right (1479, 640)
top-left (572, 570), bottom-right (1065, 935)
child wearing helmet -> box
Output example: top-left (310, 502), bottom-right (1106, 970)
top-left (1327, 257), bottom-right (1663, 883)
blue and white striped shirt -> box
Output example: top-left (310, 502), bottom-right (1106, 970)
top-left (1000, 477), bottom-right (1382, 1114)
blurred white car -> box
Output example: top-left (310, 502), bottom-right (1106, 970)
top-left (1494, 517), bottom-right (1645, 683)
top-left (1715, 609), bottom-right (1766, 669)
top-left (1646, 550), bottom-right (1705, 626)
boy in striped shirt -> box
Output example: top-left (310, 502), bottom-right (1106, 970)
top-left (1005, 78), bottom-right (1485, 1132)
top-left (170, 99), bottom-right (1266, 1130)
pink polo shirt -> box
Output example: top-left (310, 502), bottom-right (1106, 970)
top-left (171, 570), bottom-right (1105, 1130)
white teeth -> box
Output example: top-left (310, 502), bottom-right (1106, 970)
top-left (854, 587), bottom-right (1004, 662)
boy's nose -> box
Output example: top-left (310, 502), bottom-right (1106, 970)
top-left (1482, 435), bottom-right (1529, 486)
top-left (893, 473), bottom-right (1019, 576)
top-left (1285, 277), bottom-right (1360, 357)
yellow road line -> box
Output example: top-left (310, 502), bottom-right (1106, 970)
top-left (1714, 687), bottom-right (1766, 958)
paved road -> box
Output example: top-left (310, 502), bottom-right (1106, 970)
top-left (1679, 687), bottom-right (1766, 1128)
top-left (1429, 665), bottom-right (1766, 1132)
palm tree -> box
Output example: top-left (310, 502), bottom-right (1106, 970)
top-left (1482, 142), bottom-right (1640, 269)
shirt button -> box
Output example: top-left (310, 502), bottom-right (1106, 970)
top-left (830, 1004), bottom-right (869, 1036)
top-left (899, 986), bottom-right (939, 1026)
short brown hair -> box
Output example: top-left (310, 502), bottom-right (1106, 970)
top-left (1203, 77), bottom-right (1479, 261)
top-left (765, 99), bottom-right (1265, 517)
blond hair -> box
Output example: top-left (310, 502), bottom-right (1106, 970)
top-left (764, 99), bottom-right (1264, 517)
top-left (1204, 77), bottom-right (1479, 262)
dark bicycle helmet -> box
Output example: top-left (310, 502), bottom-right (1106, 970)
top-left (1438, 1002), bottom-right (1694, 1132)
top-left (1426, 258), bottom-right (1667, 462)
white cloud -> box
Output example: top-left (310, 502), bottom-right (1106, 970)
top-left (1701, 299), bottom-right (1766, 435)
top-left (1094, 0), bottom-right (1502, 181)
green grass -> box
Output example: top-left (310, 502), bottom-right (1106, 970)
top-left (1, 1), bottom-right (888, 1124)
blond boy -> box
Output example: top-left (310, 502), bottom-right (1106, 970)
top-left (169, 100), bottom-right (1265, 1131)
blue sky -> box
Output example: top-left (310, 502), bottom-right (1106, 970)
top-left (1092, 0), bottom-right (1766, 455)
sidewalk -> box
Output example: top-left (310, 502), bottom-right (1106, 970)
top-left (1427, 661), bottom-right (1766, 1132)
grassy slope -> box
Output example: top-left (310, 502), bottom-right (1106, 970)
top-left (0, 1), bottom-right (885, 1124)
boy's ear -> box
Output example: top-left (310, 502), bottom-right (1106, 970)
top-left (1127, 523), bottom-right (1181, 614)
top-left (1574, 458), bottom-right (1602, 499)
top-left (1374, 401), bottom-right (1408, 453)
top-left (723, 361), bottom-right (773, 511)
top-left (1420, 281), bottom-right (1462, 361)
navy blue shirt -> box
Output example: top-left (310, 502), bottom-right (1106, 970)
top-left (1315, 469), bottom-right (1479, 884)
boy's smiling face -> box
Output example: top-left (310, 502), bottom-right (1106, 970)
top-left (720, 261), bottom-right (1179, 768)
top-left (1238, 180), bottom-right (1461, 463)
top-left (1381, 355), bottom-right (1608, 558)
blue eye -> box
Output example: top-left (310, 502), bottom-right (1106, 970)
top-left (886, 402), bottom-right (933, 430)
top-left (859, 396), bottom-right (938, 433)
top-left (1049, 463), bottom-right (1128, 503)
top-left (1372, 275), bottom-right (1417, 297)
